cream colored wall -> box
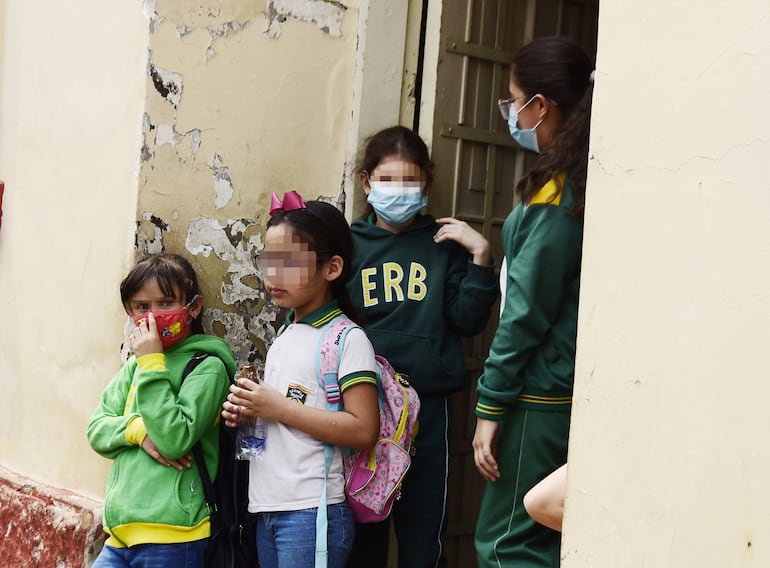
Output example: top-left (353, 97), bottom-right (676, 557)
top-left (564, 1), bottom-right (770, 566)
top-left (0, 2), bottom-right (148, 495)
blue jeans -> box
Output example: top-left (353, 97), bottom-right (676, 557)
top-left (91, 539), bottom-right (207, 568)
top-left (256, 503), bottom-right (354, 568)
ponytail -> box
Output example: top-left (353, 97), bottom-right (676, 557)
top-left (517, 81), bottom-right (593, 215)
top-left (512, 36), bottom-right (594, 215)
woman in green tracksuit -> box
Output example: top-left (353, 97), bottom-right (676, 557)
top-left (473, 37), bottom-right (594, 567)
top-left (347, 126), bottom-right (498, 568)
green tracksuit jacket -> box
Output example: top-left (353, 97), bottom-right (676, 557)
top-left (476, 174), bottom-right (583, 418)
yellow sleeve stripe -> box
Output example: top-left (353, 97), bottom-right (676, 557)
top-left (136, 352), bottom-right (166, 371)
top-left (515, 394), bottom-right (572, 405)
top-left (475, 402), bottom-right (506, 416)
top-left (123, 385), bottom-right (137, 415)
top-left (528, 172), bottom-right (567, 206)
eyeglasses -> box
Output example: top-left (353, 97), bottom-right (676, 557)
top-left (498, 94), bottom-right (559, 121)
top-left (497, 96), bottom-right (526, 121)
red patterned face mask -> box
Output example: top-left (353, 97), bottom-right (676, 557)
top-left (131, 296), bottom-right (198, 349)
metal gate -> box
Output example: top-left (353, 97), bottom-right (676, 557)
top-left (423, 1), bottom-right (599, 565)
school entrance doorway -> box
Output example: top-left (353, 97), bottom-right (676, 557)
top-left (418, 1), bottom-right (599, 565)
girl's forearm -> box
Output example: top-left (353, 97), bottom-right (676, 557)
top-left (276, 402), bottom-right (378, 449)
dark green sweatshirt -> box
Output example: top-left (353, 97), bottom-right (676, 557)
top-left (476, 175), bottom-right (583, 420)
top-left (349, 213), bottom-right (498, 394)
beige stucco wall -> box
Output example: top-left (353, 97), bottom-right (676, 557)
top-left (564, 1), bottom-right (770, 566)
top-left (0, 2), bottom-right (148, 496)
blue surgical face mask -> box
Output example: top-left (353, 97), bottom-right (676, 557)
top-left (507, 95), bottom-right (543, 153)
top-left (367, 180), bottom-right (427, 227)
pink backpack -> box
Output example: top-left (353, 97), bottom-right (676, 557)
top-left (317, 315), bottom-right (421, 523)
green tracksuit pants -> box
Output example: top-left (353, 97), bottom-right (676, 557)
top-left (475, 400), bottom-right (570, 568)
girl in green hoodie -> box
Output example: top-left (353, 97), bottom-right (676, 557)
top-left (88, 253), bottom-right (237, 568)
top-left (347, 127), bottom-right (499, 568)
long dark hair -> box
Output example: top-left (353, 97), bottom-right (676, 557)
top-left (357, 126), bottom-right (434, 190)
top-left (267, 200), bottom-right (364, 326)
top-left (512, 36), bottom-right (594, 214)
top-left (120, 252), bottom-right (204, 333)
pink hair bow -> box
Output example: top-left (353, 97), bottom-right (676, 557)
top-left (269, 190), bottom-right (307, 215)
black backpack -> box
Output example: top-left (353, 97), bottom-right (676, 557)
top-left (182, 352), bottom-right (258, 568)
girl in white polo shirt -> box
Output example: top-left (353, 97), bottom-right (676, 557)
top-left (222, 191), bottom-right (379, 568)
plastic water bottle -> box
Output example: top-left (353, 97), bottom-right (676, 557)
top-left (235, 365), bottom-right (267, 460)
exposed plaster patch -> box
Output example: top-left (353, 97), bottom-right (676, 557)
top-left (135, 212), bottom-right (169, 255)
top-left (206, 20), bottom-right (251, 61)
top-left (212, 153), bottom-right (234, 209)
top-left (204, 309), bottom-right (255, 366)
top-left (142, 0), bottom-right (162, 33)
top-left (208, 19), bottom-right (250, 38)
top-left (140, 112), bottom-right (156, 162)
top-left (190, 130), bottom-right (202, 157)
top-left (176, 25), bottom-right (193, 38)
top-left (149, 62), bottom-right (183, 108)
top-left (185, 216), bottom-right (264, 305)
top-left (263, 0), bottom-right (347, 40)
top-left (120, 317), bottom-right (134, 363)
top-left (186, 216), bottom-right (277, 366)
top-left (142, 113), bottom-right (202, 164)
top-left (155, 124), bottom-right (177, 147)
top-left (155, 124), bottom-right (203, 162)
top-left (204, 306), bottom-right (279, 368)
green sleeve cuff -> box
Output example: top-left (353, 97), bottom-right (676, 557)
top-left (339, 371), bottom-right (378, 392)
top-left (469, 258), bottom-right (496, 270)
top-left (124, 416), bottom-right (147, 445)
top-left (475, 396), bottom-right (507, 421)
top-left (136, 352), bottom-right (166, 371)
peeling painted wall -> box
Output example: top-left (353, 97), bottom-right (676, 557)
top-left (137, 0), bottom-right (360, 369)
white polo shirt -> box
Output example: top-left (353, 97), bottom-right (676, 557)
top-left (248, 303), bottom-right (377, 513)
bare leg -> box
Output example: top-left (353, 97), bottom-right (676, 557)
top-left (523, 463), bottom-right (567, 532)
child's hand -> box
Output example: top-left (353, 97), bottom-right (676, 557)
top-left (221, 400), bottom-right (244, 428)
top-left (472, 418), bottom-right (501, 482)
top-left (434, 217), bottom-right (491, 266)
top-left (129, 312), bottom-right (163, 357)
top-left (141, 435), bottom-right (192, 471)
top-left (227, 379), bottom-right (287, 422)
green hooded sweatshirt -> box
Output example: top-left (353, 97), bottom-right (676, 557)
top-left (87, 334), bottom-right (237, 548)
top-left (349, 213), bottom-right (498, 394)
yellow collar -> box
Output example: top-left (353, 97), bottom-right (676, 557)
top-left (528, 172), bottom-right (567, 206)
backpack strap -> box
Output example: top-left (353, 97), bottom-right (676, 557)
top-left (313, 315), bottom-right (359, 568)
top-left (316, 315), bottom-right (358, 405)
top-left (180, 352), bottom-right (218, 514)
